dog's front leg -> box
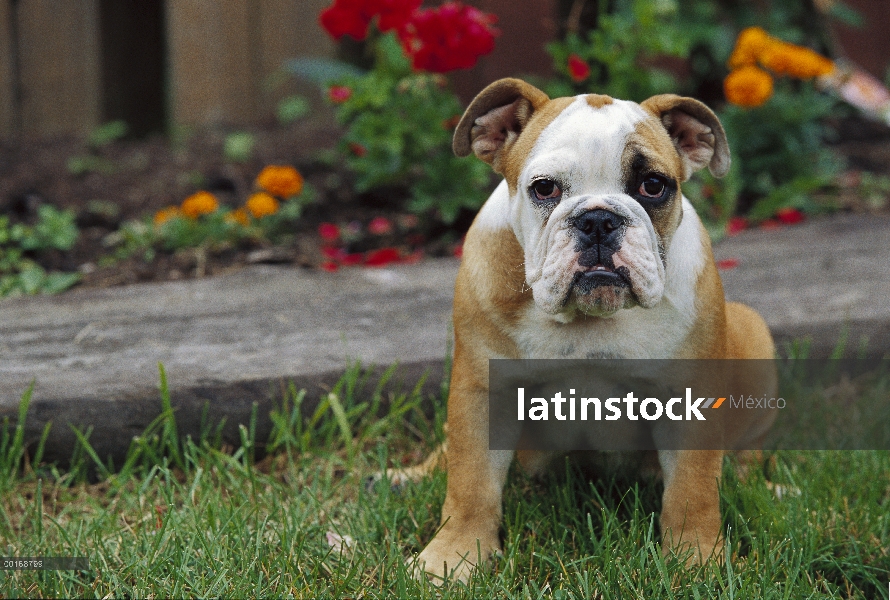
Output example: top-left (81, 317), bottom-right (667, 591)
top-left (658, 449), bottom-right (725, 564)
top-left (415, 366), bottom-right (513, 583)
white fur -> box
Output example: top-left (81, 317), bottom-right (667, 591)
top-left (510, 97), bottom-right (674, 319)
top-left (473, 179), bottom-right (512, 231)
top-left (477, 97), bottom-right (707, 359)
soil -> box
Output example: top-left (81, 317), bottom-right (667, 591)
top-left (1, 114), bottom-right (889, 292)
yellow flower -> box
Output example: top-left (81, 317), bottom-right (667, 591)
top-left (724, 66), bottom-right (774, 108)
top-left (759, 42), bottom-right (834, 79)
top-left (728, 26), bottom-right (835, 80)
top-left (225, 208), bottom-right (251, 226)
top-left (154, 206), bottom-right (180, 225)
top-left (246, 192), bottom-right (280, 218)
top-left (728, 26), bottom-right (772, 69)
top-left (181, 191), bottom-right (219, 219)
top-left (255, 165), bottom-right (304, 198)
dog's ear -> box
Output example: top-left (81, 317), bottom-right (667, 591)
top-left (640, 95), bottom-right (730, 180)
top-left (453, 78), bottom-right (550, 174)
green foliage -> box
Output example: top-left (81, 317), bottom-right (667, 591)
top-left (545, 0), bottom-right (849, 231)
top-left (276, 95), bottom-right (311, 125)
top-left (325, 33), bottom-right (493, 224)
top-left (721, 81), bottom-right (843, 221)
top-left (856, 171), bottom-right (890, 210)
top-left (223, 132), bottom-right (256, 163)
top-left (88, 120), bottom-right (129, 148)
top-left (66, 120), bottom-right (129, 175)
top-left (0, 206), bottom-right (81, 297)
top-left (545, 0), bottom-right (703, 102)
top-left (106, 187), bottom-right (316, 261)
top-left (1, 360), bottom-right (889, 597)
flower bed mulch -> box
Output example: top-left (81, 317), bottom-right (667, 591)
top-left (0, 116), bottom-right (474, 290)
top-left (1, 114), bottom-right (889, 293)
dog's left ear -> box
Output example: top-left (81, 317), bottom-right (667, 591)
top-left (641, 95), bottom-right (730, 180)
top-left (453, 78), bottom-right (550, 175)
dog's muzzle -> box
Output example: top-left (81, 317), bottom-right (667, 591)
top-left (570, 209), bottom-right (632, 292)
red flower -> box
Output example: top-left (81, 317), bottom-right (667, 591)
top-left (375, 0), bottom-right (421, 33)
top-left (320, 0), bottom-right (371, 41)
top-left (401, 2), bottom-right (499, 73)
top-left (341, 252), bottom-right (365, 266)
top-left (717, 258), bottom-right (739, 270)
top-left (452, 243), bottom-right (463, 258)
top-left (368, 216), bottom-right (393, 235)
top-left (776, 207), bottom-right (805, 225)
top-left (321, 246), bottom-right (343, 260)
top-left (348, 142), bottom-right (367, 157)
top-left (328, 85), bottom-right (352, 103)
top-left (364, 247), bottom-right (402, 266)
top-left (321, 261), bottom-right (340, 272)
top-left (568, 54), bottom-right (590, 82)
top-left (726, 216), bottom-right (748, 236)
top-left (319, 222), bottom-right (340, 242)
top-left (320, 0), bottom-right (420, 41)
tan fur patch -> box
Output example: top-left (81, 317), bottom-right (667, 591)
top-left (586, 94), bottom-right (613, 109)
top-left (457, 222), bottom-right (531, 348)
top-left (501, 96), bottom-right (575, 194)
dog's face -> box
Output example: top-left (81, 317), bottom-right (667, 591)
top-left (454, 79), bottom-right (729, 319)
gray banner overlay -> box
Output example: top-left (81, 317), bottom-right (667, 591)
top-left (489, 359), bottom-right (890, 451)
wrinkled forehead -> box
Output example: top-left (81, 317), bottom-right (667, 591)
top-left (508, 95), bottom-right (681, 191)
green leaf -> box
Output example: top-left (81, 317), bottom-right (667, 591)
top-left (277, 95), bottom-right (311, 124)
top-left (41, 272), bottom-right (82, 295)
top-left (18, 263), bottom-right (46, 295)
top-left (88, 120), bottom-right (129, 148)
top-left (224, 132), bottom-right (255, 163)
top-left (284, 57), bottom-right (366, 85)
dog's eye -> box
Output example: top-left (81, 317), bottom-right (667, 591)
top-left (639, 176), bottom-right (666, 198)
top-left (531, 179), bottom-right (561, 202)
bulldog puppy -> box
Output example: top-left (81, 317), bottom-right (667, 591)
top-left (405, 78), bottom-right (776, 581)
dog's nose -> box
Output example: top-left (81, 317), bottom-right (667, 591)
top-left (572, 209), bottom-right (624, 243)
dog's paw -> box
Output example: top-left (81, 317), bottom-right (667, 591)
top-left (364, 467), bottom-right (421, 493)
top-left (410, 533), bottom-right (500, 584)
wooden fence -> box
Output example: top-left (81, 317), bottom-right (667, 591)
top-left (0, 0), bottom-right (886, 139)
top-left (0, 0), bottom-right (336, 138)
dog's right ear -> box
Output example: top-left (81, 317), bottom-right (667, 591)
top-left (453, 78), bottom-right (549, 174)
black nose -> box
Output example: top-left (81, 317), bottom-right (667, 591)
top-left (573, 209), bottom-right (624, 245)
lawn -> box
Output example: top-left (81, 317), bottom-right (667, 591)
top-left (1, 364), bottom-right (888, 598)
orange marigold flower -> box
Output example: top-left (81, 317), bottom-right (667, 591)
top-left (759, 42), bottom-right (834, 79)
top-left (180, 191), bottom-right (219, 219)
top-left (728, 26), bottom-right (772, 69)
top-left (154, 206), bottom-right (180, 225)
top-left (724, 65), bottom-right (774, 108)
top-left (226, 207), bottom-right (251, 226)
top-left (255, 165), bottom-right (304, 198)
top-left (246, 192), bottom-right (280, 218)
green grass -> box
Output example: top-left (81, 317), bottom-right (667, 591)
top-left (0, 364), bottom-right (888, 598)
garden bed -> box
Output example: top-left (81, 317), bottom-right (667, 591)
top-left (1, 111), bottom-right (889, 295)
top-left (0, 114), bottom-right (473, 292)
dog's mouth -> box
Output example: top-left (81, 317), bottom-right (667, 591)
top-left (572, 264), bottom-right (632, 292)
top-left (558, 263), bottom-right (637, 312)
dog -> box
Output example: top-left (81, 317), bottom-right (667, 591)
top-left (391, 78), bottom-right (777, 582)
